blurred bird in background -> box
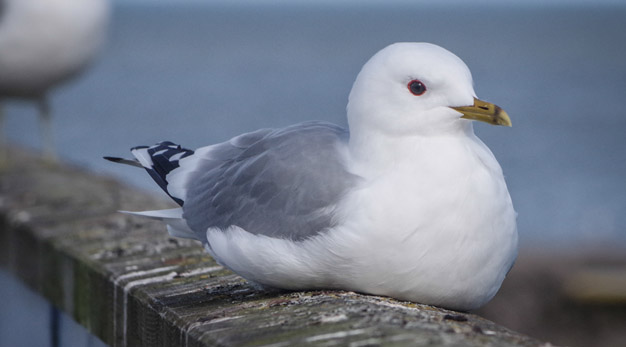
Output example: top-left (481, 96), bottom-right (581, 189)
top-left (0, 0), bottom-right (109, 159)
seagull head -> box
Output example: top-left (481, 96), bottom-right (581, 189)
top-left (347, 42), bottom-right (511, 137)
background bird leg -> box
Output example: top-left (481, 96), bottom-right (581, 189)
top-left (0, 103), bottom-right (5, 165)
top-left (38, 97), bottom-right (57, 161)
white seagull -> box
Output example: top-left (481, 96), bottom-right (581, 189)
top-left (0, 0), bottom-right (109, 157)
top-left (107, 43), bottom-right (518, 311)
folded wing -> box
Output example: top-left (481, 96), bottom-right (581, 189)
top-left (129, 121), bottom-right (359, 242)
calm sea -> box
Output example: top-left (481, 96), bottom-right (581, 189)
top-left (4, 3), bottom-right (626, 246)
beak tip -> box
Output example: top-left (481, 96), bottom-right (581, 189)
top-left (497, 111), bottom-right (512, 127)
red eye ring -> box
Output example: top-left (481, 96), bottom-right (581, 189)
top-left (408, 79), bottom-right (426, 96)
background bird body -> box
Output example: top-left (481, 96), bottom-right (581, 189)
top-left (0, 0), bottom-right (109, 155)
top-left (111, 43), bottom-right (517, 311)
top-left (0, 0), bottom-right (109, 97)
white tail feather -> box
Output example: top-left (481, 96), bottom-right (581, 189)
top-left (121, 208), bottom-right (199, 240)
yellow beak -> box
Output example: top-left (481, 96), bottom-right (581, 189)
top-left (451, 98), bottom-right (512, 127)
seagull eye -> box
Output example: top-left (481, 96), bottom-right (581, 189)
top-left (408, 79), bottom-right (426, 96)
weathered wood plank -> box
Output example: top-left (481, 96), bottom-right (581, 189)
top-left (0, 147), bottom-right (546, 346)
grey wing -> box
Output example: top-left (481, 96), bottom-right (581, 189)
top-left (180, 121), bottom-right (359, 241)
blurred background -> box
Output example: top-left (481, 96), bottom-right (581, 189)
top-left (2, 0), bottom-right (626, 346)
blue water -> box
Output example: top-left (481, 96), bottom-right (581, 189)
top-left (4, 3), bottom-right (626, 247)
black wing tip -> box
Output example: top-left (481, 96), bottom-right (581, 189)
top-left (104, 156), bottom-right (143, 168)
top-left (130, 142), bottom-right (188, 153)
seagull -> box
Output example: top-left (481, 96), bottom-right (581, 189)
top-left (0, 0), bottom-right (110, 158)
top-left (107, 42), bottom-right (518, 311)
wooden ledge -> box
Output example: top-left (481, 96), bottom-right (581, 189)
top-left (0, 147), bottom-right (546, 346)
